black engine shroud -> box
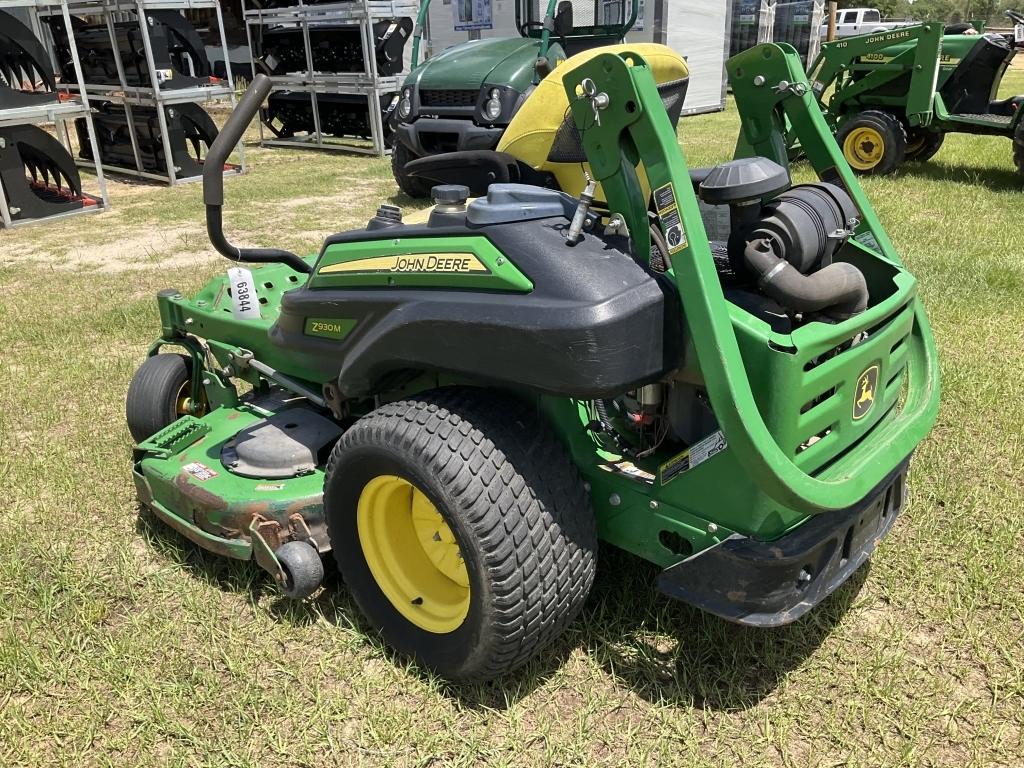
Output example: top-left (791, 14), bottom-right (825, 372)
top-left (270, 200), bottom-right (683, 400)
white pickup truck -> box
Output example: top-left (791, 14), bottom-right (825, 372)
top-left (820, 8), bottom-right (912, 39)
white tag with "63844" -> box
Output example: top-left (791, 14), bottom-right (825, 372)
top-left (228, 266), bottom-right (261, 320)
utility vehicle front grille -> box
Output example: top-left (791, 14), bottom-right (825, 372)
top-left (419, 89), bottom-right (477, 108)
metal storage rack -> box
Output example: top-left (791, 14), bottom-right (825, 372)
top-left (242, 0), bottom-right (418, 156)
top-left (0, 0), bottom-right (110, 228)
top-left (37, 0), bottom-right (246, 184)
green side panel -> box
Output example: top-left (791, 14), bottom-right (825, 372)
top-left (135, 405), bottom-right (326, 556)
top-left (310, 235), bottom-right (534, 292)
top-left (155, 259), bottom-right (333, 385)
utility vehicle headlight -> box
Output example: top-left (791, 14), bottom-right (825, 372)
top-left (483, 88), bottom-right (502, 122)
top-left (398, 88), bottom-right (413, 120)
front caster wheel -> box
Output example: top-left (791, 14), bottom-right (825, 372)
top-left (126, 353), bottom-right (202, 443)
top-left (276, 540), bottom-right (325, 599)
top-left (325, 388), bottom-right (597, 682)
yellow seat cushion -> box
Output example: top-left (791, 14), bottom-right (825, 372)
top-left (497, 43), bottom-right (689, 197)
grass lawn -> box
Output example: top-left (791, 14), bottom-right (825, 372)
top-left (1, 69), bottom-right (1022, 767)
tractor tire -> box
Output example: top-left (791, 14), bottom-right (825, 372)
top-left (905, 128), bottom-right (945, 162)
top-left (1014, 122), bottom-right (1024, 177)
top-left (391, 141), bottom-right (433, 199)
top-left (324, 387), bottom-right (597, 682)
top-left (837, 110), bottom-right (907, 175)
top-left (125, 353), bottom-right (197, 443)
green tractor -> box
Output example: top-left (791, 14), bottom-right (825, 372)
top-left (127, 44), bottom-right (939, 682)
top-left (802, 11), bottom-right (1024, 175)
top-left (392, 0), bottom-right (639, 197)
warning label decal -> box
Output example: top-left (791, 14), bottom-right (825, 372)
top-left (653, 182), bottom-right (688, 254)
top-left (659, 430), bottom-right (727, 486)
top-left (183, 462), bottom-right (218, 482)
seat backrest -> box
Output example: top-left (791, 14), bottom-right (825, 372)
top-left (497, 43), bottom-right (689, 197)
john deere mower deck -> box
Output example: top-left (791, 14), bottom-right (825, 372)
top-left (128, 45), bottom-right (938, 681)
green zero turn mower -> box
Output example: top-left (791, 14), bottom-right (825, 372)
top-left (128, 44), bottom-right (939, 682)
top-left (801, 12), bottom-right (1024, 176)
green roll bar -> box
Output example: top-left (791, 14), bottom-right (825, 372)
top-left (564, 47), bottom-right (940, 515)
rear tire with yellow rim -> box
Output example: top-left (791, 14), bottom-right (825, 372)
top-left (905, 127), bottom-right (944, 162)
top-left (836, 110), bottom-right (907, 175)
top-left (325, 387), bottom-right (597, 682)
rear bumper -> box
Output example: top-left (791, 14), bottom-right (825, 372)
top-left (396, 118), bottom-right (504, 156)
top-left (657, 458), bottom-right (910, 626)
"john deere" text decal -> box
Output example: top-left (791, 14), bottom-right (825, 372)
top-left (319, 253), bottom-right (490, 275)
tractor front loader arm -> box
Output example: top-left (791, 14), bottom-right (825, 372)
top-left (563, 49), bottom-right (939, 516)
top-left (805, 24), bottom-right (944, 127)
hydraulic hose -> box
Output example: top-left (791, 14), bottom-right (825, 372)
top-left (743, 238), bottom-right (869, 320)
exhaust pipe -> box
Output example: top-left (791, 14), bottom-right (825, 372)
top-left (743, 238), bottom-right (869, 321)
top-left (203, 74), bottom-right (311, 274)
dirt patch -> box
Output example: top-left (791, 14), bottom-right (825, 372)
top-left (54, 225), bottom-right (213, 273)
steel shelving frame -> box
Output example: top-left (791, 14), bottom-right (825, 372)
top-left (0, 0), bottom-right (110, 228)
top-left (242, 0), bottom-right (418, 156)
top-left (36, 0), bottom-right (245, 184)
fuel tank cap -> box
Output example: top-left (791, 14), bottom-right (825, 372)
top-left (432, 184), bottom-right (470, 206)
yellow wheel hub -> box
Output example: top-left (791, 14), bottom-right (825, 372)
top-left (357, 475), bottom-right (470, 633)
top-left (843, 126), bottom-right (885, 170)
top-left (174, 380), bottom-right (205, 417)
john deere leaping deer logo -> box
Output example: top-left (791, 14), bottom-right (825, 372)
top-left (853, 364), bottom-right (879, 420)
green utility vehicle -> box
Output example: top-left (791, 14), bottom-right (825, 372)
top-left (127, 45), bottom-right (938, 682)
top-left (392, 0), bottom-right (639, 196)
top-left (803, 11), bottom-right (1024, 175)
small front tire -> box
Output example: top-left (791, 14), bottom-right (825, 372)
top-left (837, 110), bottom-right (907, 175)
top-left (276, 541), bottom-right (325, 600)
top-left (126, 353), bottom-right (197, 443)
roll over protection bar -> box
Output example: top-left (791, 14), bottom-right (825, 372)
top-left (203, 74), bottom-right (311, 275)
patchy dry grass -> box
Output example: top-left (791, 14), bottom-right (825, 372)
top-left (1, 70), bottom-right (1023, 767)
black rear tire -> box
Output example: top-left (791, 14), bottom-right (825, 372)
top-left (1014, 122), bottom-right (1024, 177)
top-left (324, 387), bottom-right (597, 682)
top-left (837, 110), bottom-right (907, 175)
top-left (905, 128), bottom-right (945, 162)
top-left (125, 353), bottom-right (194, 443)
top-left (391, 141), bottom-right (432, 199)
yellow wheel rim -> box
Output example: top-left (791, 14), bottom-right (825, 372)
top-left (843, 126), bottom-right (885, 171)
top-left (906, 133), bottom-right (925, 155)
top-left (357, 475), bottom-right (470, 633)
top-left (175, 381), bottom-right (193, 416)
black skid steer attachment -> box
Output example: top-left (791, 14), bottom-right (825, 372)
top-left (0, 125), bottom-right (88, 221)
top-left (77, 101), bottom-right (219, 178)
top-left (0, 10), bottom-right (57, 109)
